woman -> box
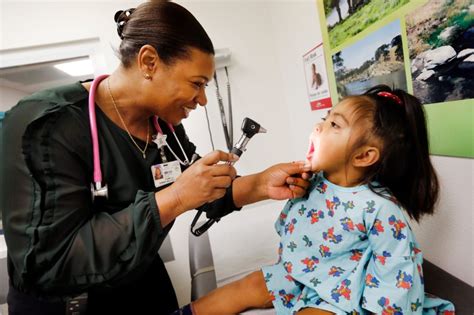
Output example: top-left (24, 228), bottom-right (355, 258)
top-left (0, 1), bottom-right (311, 314)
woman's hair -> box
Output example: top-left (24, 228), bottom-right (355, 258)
top-left (346, 85), bottom-right (439, 221)
top-left (114, 1), bottom-right (214, 67)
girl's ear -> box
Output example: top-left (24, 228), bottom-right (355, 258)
top-left (352, 145), bottom-right (380, 168)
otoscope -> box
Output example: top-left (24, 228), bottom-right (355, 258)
top-left (190, 117), bottom-right (267, 236)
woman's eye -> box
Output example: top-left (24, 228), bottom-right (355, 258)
top-left (193, 82), bottom-right (205, 89)
top-left (331, 121), bottom-right (339, 128)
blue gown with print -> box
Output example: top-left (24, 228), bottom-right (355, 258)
top-left (262, 172), bottom-right (454, 314)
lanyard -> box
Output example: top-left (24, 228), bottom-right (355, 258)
top-left (152, 117), bottom-right (193, 166)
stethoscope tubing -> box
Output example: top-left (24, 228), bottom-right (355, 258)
top-left (89, 74), bottom-right (109, 185)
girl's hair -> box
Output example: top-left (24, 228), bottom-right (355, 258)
top-left (114, 1), bottom-right (214, 67)
top-left (348, 85), bottom-right (439, 221)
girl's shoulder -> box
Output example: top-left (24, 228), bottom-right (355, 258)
top-left (362, 187), bottom-right (415, 239)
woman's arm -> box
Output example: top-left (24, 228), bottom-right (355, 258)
top-left (232, 161), bottom-right (312, 207)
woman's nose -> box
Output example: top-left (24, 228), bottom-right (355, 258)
top-left (196, 88), bottom-right (207, 106)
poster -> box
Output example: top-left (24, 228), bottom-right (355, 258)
top-left (316, 0), bottom-right (473, 158)
top-left (407, 0), bottom-right (474, 105)
top-left (333, 19), bottom-right (407, 99)
top-left (303, 43), bottom-right (332, 111)
top-left (323, 0), bottom-right (409, 50)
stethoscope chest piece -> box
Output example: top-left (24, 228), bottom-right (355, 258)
top-left (91, 182), bottom-right (108, 201)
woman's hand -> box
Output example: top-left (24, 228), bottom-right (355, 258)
top-left (232, 161), bottom-right (312, 207)
top-left (156, 150), bottom-right (237, 226)
top-left (261, 161), bottom-right (312, 200)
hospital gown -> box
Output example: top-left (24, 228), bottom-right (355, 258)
top-left (262, 172), bottom-right (454, 314)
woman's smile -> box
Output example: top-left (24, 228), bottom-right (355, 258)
top-left (183, 104), bottom-right (197, 118)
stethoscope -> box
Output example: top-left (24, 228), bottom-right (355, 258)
top-left (88, 74), bottom-right (193, 200)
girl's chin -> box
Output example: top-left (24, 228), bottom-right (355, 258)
top-left (305, 161), bottom-right (318, 173)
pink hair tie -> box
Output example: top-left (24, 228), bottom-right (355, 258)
top-left (377, 91), bottom-right (402, 106)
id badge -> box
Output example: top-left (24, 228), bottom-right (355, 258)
top-left (151, 160), bottom-right (182, 188)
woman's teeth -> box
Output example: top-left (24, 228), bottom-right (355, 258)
top-left (184, 107), bottom-right (192, 117)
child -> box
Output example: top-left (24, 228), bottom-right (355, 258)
top-left (179, 85), bottom-right (455, 314)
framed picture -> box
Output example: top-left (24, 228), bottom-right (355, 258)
top-left (303, 43), bottom-right (332, 110)
top-left (316, 0), bottom-right (473, 158)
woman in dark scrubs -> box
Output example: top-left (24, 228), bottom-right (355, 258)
top-left (0, 1), bottom-right (311, 314)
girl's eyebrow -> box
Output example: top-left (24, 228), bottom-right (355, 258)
top-left (332, 112), bottom-right (349, 124)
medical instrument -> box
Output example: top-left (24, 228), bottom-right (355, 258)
top-left (190, 117), bottom-right (267, 236)
top-left (228, 117), bottom-right (266, 164)
top-left (214, 67), bottom-right (233, 151)
top-left (89, 74), bottom-right (109, 200)
top-left (89, 74), bottom-right (193, 200)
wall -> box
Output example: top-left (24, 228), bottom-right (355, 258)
top-left (0, 86), bottom-right (28, 112)
top-left (410, 156), bottom-right (473, 284)
top-left (1, 0), bottom-right (472, 308)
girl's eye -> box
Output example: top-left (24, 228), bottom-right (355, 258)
top-left (331, 121), bottom-right (339, 128)
top-left (321, 117), bottom-right (327, 121)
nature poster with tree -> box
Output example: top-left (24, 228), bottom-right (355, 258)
top-left (332, 20), bottom-right (406, 98)
top-left (316, 0), bottom-right (473, 158)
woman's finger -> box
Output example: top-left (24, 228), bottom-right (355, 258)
top-left (286, 176), bottom-right (311, 190)
top-left (199, 150), bottom-right (238, 166)
top-left (289, 185), bottom-right (306, 198)
top-left (208, 164), bottom-right (237, 178)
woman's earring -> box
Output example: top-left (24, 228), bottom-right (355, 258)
top-left (144, 73), bottom-right (151, 80)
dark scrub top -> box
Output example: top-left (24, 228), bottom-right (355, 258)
top-left (0, 81), bottom-right (239, 314)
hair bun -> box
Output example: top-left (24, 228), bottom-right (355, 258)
top-left (114, 8), bottom-right (135, 40)
top-left (114, 10), bottom-right (124, 23)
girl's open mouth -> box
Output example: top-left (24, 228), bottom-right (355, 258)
top-left (306, 140), bottom-right (315, 161)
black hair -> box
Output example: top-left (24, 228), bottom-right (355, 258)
top-left (114, 1), bottom-right (214, 67)
top-left (348, 85), bottom-right (439, 221)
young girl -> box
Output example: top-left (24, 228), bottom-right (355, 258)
top-left (179, 85), bottom-right (455, 314)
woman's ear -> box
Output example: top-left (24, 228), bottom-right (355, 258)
top-left (137, 44), bottom-right (160, 77)
top-left (352, 145), bottom-right (380, 168)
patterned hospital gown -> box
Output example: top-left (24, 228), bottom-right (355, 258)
top-left (262, 172), bottom-right (454, 314)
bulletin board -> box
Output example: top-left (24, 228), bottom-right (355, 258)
top-left (316, 0), bottom-right (473, 158)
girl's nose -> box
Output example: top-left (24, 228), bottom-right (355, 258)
top-left (314, 122), bottom-right (322, 133)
